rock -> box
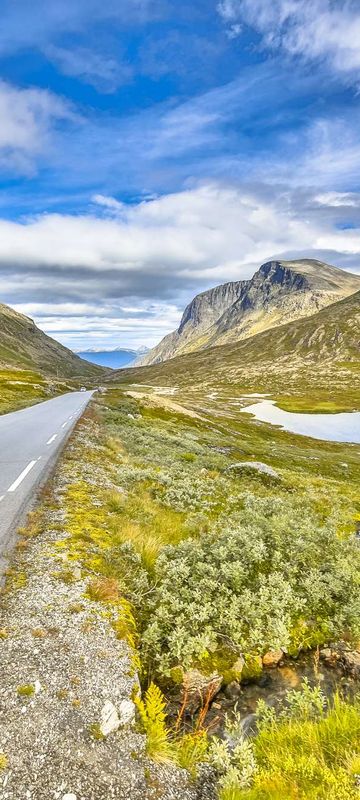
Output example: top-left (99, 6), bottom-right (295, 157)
top-left (227, 462), bottom-right (280, 479)
top-left (34, 680), bottom-right (42, 695)
top-left (62, 795), bottom-right (77, 800)
top-left (72, 567), bottom-right (81, 581)
top-left (262, 649), bottom-right (284, 668)
top-left (320, 644), bottom-right (360, 677)
top-left (181, 669), bottom-right (222, 713)
top-left (118, 699), bottom-right (135, 726)
top-left (223, 681), bottom-right (241, 700)
top-left (99, 700), bottom-right (120, 736)
top-left (341, 650), bottom-right (360, 678)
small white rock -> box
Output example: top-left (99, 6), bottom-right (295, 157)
top-left (62, 794), bottom-right (77, 800)
top-left (34, 680), bottom-right (41, 695)
top-left (99, 700), bottom-right (120, 736)
top-left (118, 699), bottom-right (135, 726)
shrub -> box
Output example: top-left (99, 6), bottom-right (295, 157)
top-left (141, 495), bottom-right (360, 676)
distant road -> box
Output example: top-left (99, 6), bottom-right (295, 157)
top-left (0, 390), bottom-right (93, 568)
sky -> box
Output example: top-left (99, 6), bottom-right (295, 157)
top-left (1, 0), bottom-right (360, 350)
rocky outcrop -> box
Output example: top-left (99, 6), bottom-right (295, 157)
top-left (227, 462), bottom-right (280, 480)
top-left (136, 259), bottom-right (360, 366)
top-left (320, 644), bottom-right (360, 678)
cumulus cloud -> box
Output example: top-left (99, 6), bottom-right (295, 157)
top-left (1, 182), bottom-right (360, 349)
top-left (218, 0), bottom-right (360, 82)
top-left (0, 80), bottom-right (74, 173)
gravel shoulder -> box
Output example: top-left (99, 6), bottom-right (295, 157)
top-left (0, 412), bottom-right (212, 800)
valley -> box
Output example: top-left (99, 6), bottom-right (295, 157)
top-left (0, 265), bottom-right (359, 799)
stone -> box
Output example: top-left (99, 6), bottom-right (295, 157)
top-left (227, 462), bottom-right (280, 480)
top-left (118, 699), bottom-right (135, 726)
top-left (181, 669), bottom-right (222, 713)
top-left (262, 649), bottom-right (284, 668)
top-left (99, 700), bottom-right (120, 736)
top-left (62, 795), bottom-right (77, 800)
top-left (341, 649), bottom-right (360, 678)
top-left (223, 681), bottom-right (241, 700)
top-left (320, 644), bottom-right (360, 677)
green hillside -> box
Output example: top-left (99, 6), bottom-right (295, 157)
top-left (0, 302), bottom-right (104, 379)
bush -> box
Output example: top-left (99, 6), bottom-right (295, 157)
top-left (141, 495), bottom-right (360, 676)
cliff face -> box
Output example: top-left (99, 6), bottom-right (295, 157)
top-left (136, 259), bottom-right (360, 366)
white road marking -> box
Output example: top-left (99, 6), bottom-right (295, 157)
top-left (46, 434), bottom-right (58, 445)
top-left (69, 415), bottom-right (73, 420)
top-left (61, 422), bottom-right (67, 428)
top-left (7, 460), bottom-right (37, 493)
top-left (0, 495), bottom-right (4, 502)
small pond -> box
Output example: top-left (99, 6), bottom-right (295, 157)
top-left (240, 399), bottom-right (360, 443)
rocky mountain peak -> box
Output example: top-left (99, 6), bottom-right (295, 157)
top-left (136, 258), bottom-right (360, 366)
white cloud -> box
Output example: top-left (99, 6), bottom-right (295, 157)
top-left (218, 1), bottom-right (360, 81)
top-left (45, 45), bottom-right (133, 93)
top-left (0, 80), bottom-right (74, 173)
top-left (314, 192), bottom-right (360, 208)
top-left (1, 181), bottom-right (360, 348)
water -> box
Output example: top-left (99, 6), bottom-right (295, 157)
top-left (240, 399), bottom-right (360, 443)
top-left (77, 350), bottom-right (137, 368)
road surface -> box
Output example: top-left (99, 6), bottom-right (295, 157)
top-left (0, 390), bottom-right (93, 568)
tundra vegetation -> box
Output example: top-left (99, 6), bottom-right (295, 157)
top-left (43, 381), bottom-right (360, 797)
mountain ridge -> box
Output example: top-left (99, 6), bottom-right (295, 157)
top-left (136, 259), bottom-right (360, 366)
top-left (0, 301), bottom-right (105, 378)
top-left (113, 288), bottom-right (360, 391)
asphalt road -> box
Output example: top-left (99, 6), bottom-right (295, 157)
top-left (0, 390), bottom-right (93, 567)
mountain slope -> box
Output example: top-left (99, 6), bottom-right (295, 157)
top-left (137, 259), bottom-right (360, 366)
top-left (113, 289), bottom-right (360, 390)
top-left (136, 281), bottom-right (246, 365)
top-left (0, 302), bottom-right (104, 378)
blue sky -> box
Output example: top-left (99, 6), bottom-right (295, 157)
top-left (0, 0), bottom-right (360, 349)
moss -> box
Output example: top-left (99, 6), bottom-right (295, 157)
top-left (197, 648), bottom-right (244, 685)
top-left (241, 655), bottom-right (263, 682)
top-left (56, 688), bottom-right (69, 700)
top-left (89, 722), bottom-right (105, 740)
top-left (17, 684), bottom-right (35, 697)
top-left (0, 753), bottom-right (8, 771)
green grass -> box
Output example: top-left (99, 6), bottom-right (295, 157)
top-left (222, 694), bottom-right (360, 800)
top-left (0, 369), bottom-right (72, 414)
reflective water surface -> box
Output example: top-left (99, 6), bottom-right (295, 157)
top-left (240, 399), bottom-right (360, 443)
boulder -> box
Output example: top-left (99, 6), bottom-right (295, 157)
top-left (227, 462), bottom-right (280, 480)
top-left (262, 649), bottom-right (284, 668)
top-left (181, 669), bottom-right (222, 713)
top-left (320, 644), bottom-right (360, 677)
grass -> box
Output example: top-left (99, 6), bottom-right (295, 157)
top-left (223, 694), bottom-right (360, 799)
top-left (0, 368), bottom-right (73, 414)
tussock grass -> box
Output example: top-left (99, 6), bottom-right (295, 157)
top-left (225, 694), bottom-right (360, 800)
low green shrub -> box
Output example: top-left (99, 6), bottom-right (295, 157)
top-left (141, 495), bottom-right (360, 676)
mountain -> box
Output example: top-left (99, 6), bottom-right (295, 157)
top-left (136, 259), bottom-right (360, 366)
top-left (112, 289), bottom-right (360, 390)
top-left (76, 346), bottom-right (150, 369)
top-left (0, 302), bottom-right (104, 378)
